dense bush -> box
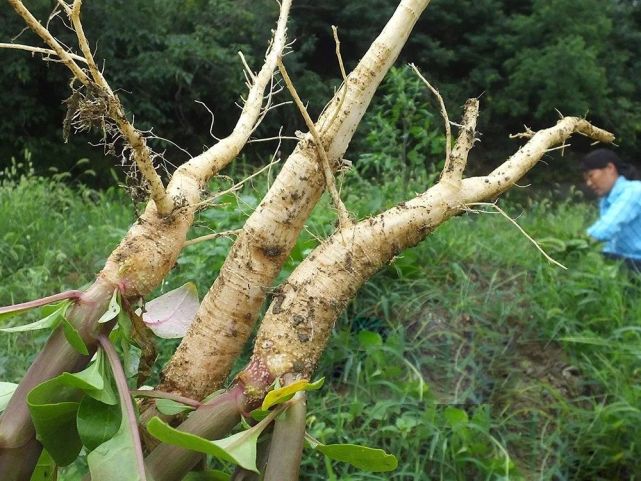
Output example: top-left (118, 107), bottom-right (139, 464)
top-left (1, 0), bottom-right (640, 178)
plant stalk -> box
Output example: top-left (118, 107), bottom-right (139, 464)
top-left (0, 279), bottom-right (114, 479)
top-left (263, 392), bottom-right (307, 481)
top-left (98, 334), bottom-right (147, 481)
top-left (144, 385), bottom-right (245, 481)
top-left (0, 279), bottom-right (114, 447)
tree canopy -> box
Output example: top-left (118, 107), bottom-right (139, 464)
top-left (1, 0), bottom-right (639, 180)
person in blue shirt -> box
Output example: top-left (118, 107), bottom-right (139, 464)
top-left (581, 149), bottom-right (641, 273)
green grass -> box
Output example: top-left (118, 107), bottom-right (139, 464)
top-left (2, 162), bottom-right (641, 480)
top-left (0, 157), bottom-right (133, 382)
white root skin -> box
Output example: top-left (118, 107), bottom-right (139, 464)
top-left (162, 0), bottom-right (433, 400)
top-left (99, 180), bottom-right (201, 297)
top-left (88, 0), bottom-right (293, 297)
top-left (251, 116), bottom-right (614, 379)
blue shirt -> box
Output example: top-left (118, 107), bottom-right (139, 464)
top-left (587, 176), bottom-right (641, 260)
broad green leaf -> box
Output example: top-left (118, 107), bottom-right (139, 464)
top-left (142, 282), bottom-right (199, 338)
top-left (261, 378), bottom-right (324, 410)
top-left (444, 406), bottom-right (469, 428)
top-left (147, 416), bottom-right (263, 472)
top-left (77, 396), bottom-right (121, 451)
top-left (155, 398), bottom-right (196, 416)
top-left (314, 443), bottom-right (398, 472)
top-left (27, 350), bottom-right (118, 465)
top-left (358, 330), bottom-right (383, 348)
top-left (117, 308), bottom-right (132, 341)
top-left (27, 378), bottom-right (83, 466)
top-left (123, 344), bottom-right (142, 379)
top-left (184, 471), bottom-right (231, 481)
top-left (30, 449), bottom-right (57, 481)
top-left (0, 381), bottom-right (18, 412)
top-left (87, 413), bottom-right (146, 481)
top-left (61, 319), bottom-right (89, 355)
top-left (0, 302), bottom-right (67, 333)
top-left (98, 289), bottom-right (121, 323)
top-left (58, 349), bottom-right (117, 405)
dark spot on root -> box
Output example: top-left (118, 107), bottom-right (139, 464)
top-left (297, 332), bottom-right (310, 342)
top-left (292, 315), bottom-right (305, 327)
top-left (344, 252), bottom-right (353, 272)
top-left (261, 245), bottom-right (284, 257)
top-left (271, 293), bottom-right (285, 314)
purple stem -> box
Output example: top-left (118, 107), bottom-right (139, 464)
top-left (130, 390), bottom-right (202, 410)
top-left (263, 392), bottom-right (307, 481)
top-left (98, 334), bottom-right (147, 481)
top-left (0, 290), bottom-right (84, 316)
top-left (145, 385), bottom-right (244, 481)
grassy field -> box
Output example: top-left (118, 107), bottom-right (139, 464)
top-left (2, 158), bottom-right (640, 480)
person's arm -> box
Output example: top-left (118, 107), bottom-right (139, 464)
top-left (587, 187), bottom-right (641, 241)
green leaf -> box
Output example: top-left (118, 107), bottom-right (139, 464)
top-left (249, 408), bottom-right (270, 422)
top-left (87, 413), bottom-right (146, 481)
top-left (444, 406), bottom-right (469, 428)
top-left (27, 349), bottom-right (119, 465)
top-left (77, 396), bottom-right (121, 451)
top-left (98, 289), bottom-right (121, 323)
top-left (0, 306), bottom-right (33, 323)
top-left (30, 449), bottom-right (57, 481)
top-left (0, 381), bottom-right (18, 412)
top-left (117, 308), bottom-right (132, 342)
top-left (122, 344), bottom-right (142, 380)
top-left (0, 295), bottom-right (71, 323)
top-left (0, 302), bottom-right (68, 333)
top-left (58, 349), bottom-right (117, 405)
top-left (155, 398), bottom-right (195, 416)
top-left (184, 470), bottom-right (231, 481)
top-left (261, 378), bottom-right (324, 411)
top-left (358, 330), bottom-right (383, 349)
top-left (313, 443), bottom-right (398, 472)
top-left (27, 378), bottom-right (83, 466)
top-left (61, 318), bottom-right (89, 355)
top-left (559, 336), bottom-right (618, 348)
top-left (147, 416), bottom-right (263, 472)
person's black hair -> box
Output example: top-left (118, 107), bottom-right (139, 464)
top-left (581, 149), bottom-right (639, 180)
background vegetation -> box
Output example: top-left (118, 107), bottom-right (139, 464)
top-left (0, 0), bottom-right (640, 182)
top-left (3, 147), bottom-right (641, 480)
top-left (2, 1), bottom-right (641, 479)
